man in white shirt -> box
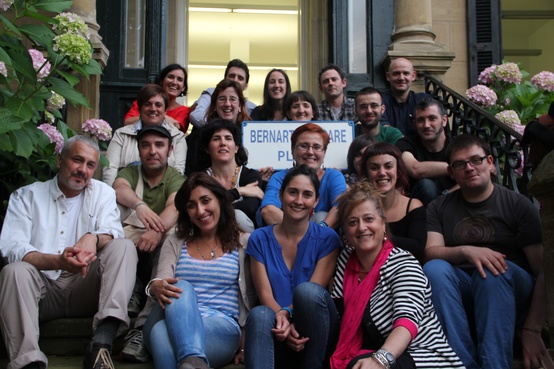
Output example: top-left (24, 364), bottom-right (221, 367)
top-left (0, 135), bottom-right (138, 369)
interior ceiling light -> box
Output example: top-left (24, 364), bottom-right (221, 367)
top-left (189, 7), bottom-right (297, 15)
top-left (189, 7), bottom-right (232, 13)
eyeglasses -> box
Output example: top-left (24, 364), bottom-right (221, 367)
top-left (450, 156), bottom-right (487, 170)
top-left (295, 143), bottom-right (325, 152)
top-left (217, 96), bottom-right (239, 104)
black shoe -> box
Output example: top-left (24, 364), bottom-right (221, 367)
top-left (83, 343), bottom-right (115, 369)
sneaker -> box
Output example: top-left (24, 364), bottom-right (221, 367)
top-left (121, 328), bottom-right (150, 363)
top-left (179, 356), bottom-right (210, 369)
top-left (83, 343), bottom-right (115, 369)
top-left (127, 290), bottom-right (142, 317)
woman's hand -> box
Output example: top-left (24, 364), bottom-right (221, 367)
top-left (258, 167), bottom-right (274, 182)
top-left (285, 324), bottom-right (309, 352)
top-left (150, 277), bottom-right (182, 309)
top-left (233, 349), bottom-right (244, 365)
top-left (352, 357), bottom-right (385, 369)
top-left (271, 310), bottom-right (291, 341)
top-left (238, 181), bottom-right (264, 200)
top-left (165, 115), bottom-right (181, 129)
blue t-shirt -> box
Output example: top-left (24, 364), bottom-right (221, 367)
top-left (260, 168), bottom-right (346, 212)
top-left (246, 222), bottom-right (340, 307)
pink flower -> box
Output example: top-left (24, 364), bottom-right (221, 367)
top-left (465, 85), bottom-right (498, 108)
top-left (478, 65), bottom-right (497, 85)
top-left (0, 0), bottom-right (13, 11)
top-left (28, 49), bottom-right (51, 81)
top-left (38, 123), bottom-right (64, 154)
top-left (494, 62), bottom-right (522, 84)
top-left (531, 71), bottom-right (554, 92)
top-left (82, 118), bottom-right (112, 141)
top-left (495, 110), bottom-right (521, 126)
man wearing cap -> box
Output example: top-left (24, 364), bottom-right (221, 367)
top-left (113, 125), bottom-right (185, 363)
top-left (0, 135), bottom-right (137, 369)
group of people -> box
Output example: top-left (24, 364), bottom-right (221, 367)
top-left (0, 56), bottom-right (550, 369)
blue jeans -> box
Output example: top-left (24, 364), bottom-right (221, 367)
top-left (423, 259), bottom-right (534, 369)
top-left (143, 280), bottom-right (241, 368)
top-left (411, 178), bottom-right (442, 206)
top-left (244, 282), bottom-right (340, 369)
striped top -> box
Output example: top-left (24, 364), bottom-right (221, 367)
top-left (176, 241), bottom-right (240, 322)
top-left (333, 247), bottom-right (464, 369)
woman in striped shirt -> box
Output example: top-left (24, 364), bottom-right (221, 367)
top-left (142, 173), bottom-right (256, 369)
top-left (330, 182), bottom-right (464, 369)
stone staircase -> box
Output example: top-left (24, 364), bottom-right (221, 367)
top-left (0, 317), bottom-right (245, 369)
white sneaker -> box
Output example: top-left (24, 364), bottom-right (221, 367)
top-left (121, 329), bottom-right (150, 363)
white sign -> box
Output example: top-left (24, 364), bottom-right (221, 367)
top-left (242, 121), bottom-right (355, 170)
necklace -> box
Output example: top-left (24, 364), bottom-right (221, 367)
top-left (195, 238), bottom-right (218, 260)
top-left (230, 165), bottom-right (240, 189)
top-left (358, 270), bottom-right (369, 283)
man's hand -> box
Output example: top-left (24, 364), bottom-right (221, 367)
top-left (462, 246), bottom-right (507, 278)
top-left (72, 233), bottom-right (99, 277)
top-left (58, 247), bottom-right (89, 276)
top-left (135, 204), bottom-right (165, 232)
top-left (522, 329), bottom-right (553, 369)
top-left (136, 229), bottom-right (163, 253)
top-left (285, 324), bottom-right (309, 352)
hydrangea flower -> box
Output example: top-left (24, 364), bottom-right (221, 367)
top-left (44, 111), bottom-right (56, 124)
top-left (531, 71), bottom-right (554, 92)
top-left (82, 119), bottom-right (112, 141)
top-left (494, 62), bottom-right (522, 84)
top-left (46, 91), bottom-right (65, 112)
top-left (53, 12), bottom-right (90, 40)
top-left (53, 33), bottom-right (91, 65)
top-left (0, 61), bottom-right (7, 77)
top-left (0, 0), bottom-right (13, 11)
top-left (28, 49), bottom-right (51, 81)
top-left (494, 110), bottom-right (521, 126)
top-left (38, 123), bottom-right (64, 154)
top-left (465, 85), bottom-right (498, 108)
top-left (478, 65), bottom-right (497, 85)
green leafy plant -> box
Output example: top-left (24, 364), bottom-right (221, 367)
top-left (0, 0), bottom-right (103, 223)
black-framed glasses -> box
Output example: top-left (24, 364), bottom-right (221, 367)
top-left (450, 156), bottom-right (487, 170)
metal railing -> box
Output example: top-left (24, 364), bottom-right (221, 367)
top-left (423, 73), bottom-right (532, 198)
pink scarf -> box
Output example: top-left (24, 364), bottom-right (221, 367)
top-left (330, 239), bottom-right (394, 369)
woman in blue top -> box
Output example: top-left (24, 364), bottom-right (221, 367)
top-left (245, 165), bottom-right (341, 369)
top-left (260, 123), bottom-right (347, 228)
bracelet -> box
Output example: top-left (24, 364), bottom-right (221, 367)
top-left (134, 201), bottom-right (146, 210)
top-left (145, 278), bottom-right (164, 298)
top-left (86, 232), bottom-right (99, 247)
top-left (319, 221), bottom-right (329, 227)
top-left (371, 352), bottom-right (389, 369)
top-left (279, 307), bottom-right (293, 321)
top-left (523, 326), bottom-right (542, 334)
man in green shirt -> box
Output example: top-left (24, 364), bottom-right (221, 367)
top-left (354, 86), bottom-right (403, 145)
top-left (113, 125), bottom-right (185, 363)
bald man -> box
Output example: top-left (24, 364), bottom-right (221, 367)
top-left (382, 58), bottom-right (431, 136)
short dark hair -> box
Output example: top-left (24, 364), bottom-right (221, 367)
top-left (279, 164), bottom-right (320, 200)
top-left (154, 64), bottom-right (188, 96)
top-left (199, 118), bottom-right (249, 167)
top-left (224, 59), bottom-right (250, 83)
top-left (346, 134), bottom-right (375, 174)
top-left (137, 84), bottom-right (169, 111)
top-left (445, 134), bottom-right (491, 163)
top-left (360, 142), bottom-right (410, 193)
top-left (284, 90), bottom-right (319, 120)
top-left (318, 63), bottom-right (346, 85)
top-left (354, 87), bottom-right (383, 105)
top-left (174, 173), bottom-right (240, 252)
top-left (414, 97), bottom-right (447, 118)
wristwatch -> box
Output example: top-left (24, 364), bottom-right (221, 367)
top-left (376, 349), bottom-right (395, 367)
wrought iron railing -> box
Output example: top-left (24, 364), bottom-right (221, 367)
top-left (423, 73), bottom-right (532, 198)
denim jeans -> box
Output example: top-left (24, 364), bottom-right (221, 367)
top-left (423, 259), bottom-right (534, 369)
top-left (143, 280), bottom-right (241, 368)
top-left (244, 282), bottom-right (340, 369)
top-left (411, 178), bottom-right (442, 206)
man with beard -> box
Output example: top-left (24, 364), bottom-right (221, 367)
top-left (382, 58), bottom-right (430, 136)
top-left (317, 64), bottom-right (357, 122)
top-left (113, 125), bottom-right (185, 363)
top-left (0, 136), bottom-right (137, 369)
top-left (354, 87), bottom-right (402, 144)
top-left (396, 98), bottom-right (457, 205)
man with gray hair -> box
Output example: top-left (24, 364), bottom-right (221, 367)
top-left (0, 135), bottom-right (138, 369)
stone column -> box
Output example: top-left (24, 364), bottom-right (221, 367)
top-left (65, 0), bottom-right (109, 133)
top-left (528, 151), bottom-right (554, 346)
top-left (384, 0), bottom-right (455, 87)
